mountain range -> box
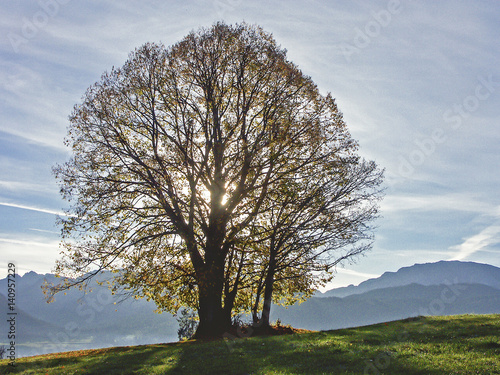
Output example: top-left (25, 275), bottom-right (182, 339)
top-left (0, 271), bottom-right (179, 357)
top-left (316, 260), bottom-right (500, 298)
top-left (1, 260), bottom-right (499, 357)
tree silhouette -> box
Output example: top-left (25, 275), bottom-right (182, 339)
top-left (51, 22), bottom-right (383, 338)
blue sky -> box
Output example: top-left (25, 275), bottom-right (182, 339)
top-left (1, 0), bottom-right (499, 289)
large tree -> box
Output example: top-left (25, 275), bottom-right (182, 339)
top-left (51, 22), bottom-right (383, 338)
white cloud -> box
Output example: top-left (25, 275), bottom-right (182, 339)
top-left (449, 223), bottom-right (500, 261)
top-left (320, 267), bottom-right (383, 290)
top-left (29, 228), bottom-right (60, 234)
top-left (0, 62), bottom-right (69, 151)
top-left (0, 180), bottom-right (56, 194)
top-left (335, 268), bottom-right (380, 279)
top-left (0, 237), bottom-right (56, 248)
top-left (380, 193), bottom-right (496, 215)
top-left (0, 236), bottom-right (60, 276)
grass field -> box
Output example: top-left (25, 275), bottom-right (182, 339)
top-left (1, 314), bottom-right (499, 374)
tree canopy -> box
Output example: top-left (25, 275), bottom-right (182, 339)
top-left (51, 22), bottom-right (384, 338)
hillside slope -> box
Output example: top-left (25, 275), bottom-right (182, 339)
top-left (1, 315), bottom-right (499, 375)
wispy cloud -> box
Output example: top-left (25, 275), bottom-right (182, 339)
top-left (0, 180), bottom-right (56, 194)
top-left (29, 228), bottom-right (60, 235)
top-left (380, 193), bottom-right (496, 215)
top-left (449, 223), bottom-right (500, 261)
top-left (0, 236), bottom-right (60, 276)
top-left (335, 268), bottom-right (380, 280)
top-left (0, 237), bottom-right (57, 248)
top-left (0, 62), bottom-right (69, 151)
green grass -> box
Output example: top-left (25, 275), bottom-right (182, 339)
top-left (1, 314), bottom-right (499, 374)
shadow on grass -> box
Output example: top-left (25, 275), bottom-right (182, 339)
top-left (165, 326), bottom-right (447, 375)
top-left (0, 344), bottom-right (174, 375)
top-left (166, 333), bottom-right (359, 374)
top-left (76, 345), bottom-right (168, 375)
top-left (1, 315), bottom-right (498, 374)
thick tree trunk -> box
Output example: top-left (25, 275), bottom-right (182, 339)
top-left (193, 255), bottom-right (231, 338)
top-left (195, 291), bottom-right (227, 338)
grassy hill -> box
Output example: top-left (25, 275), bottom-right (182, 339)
top-left (1, 314), bottom-right (499, 374)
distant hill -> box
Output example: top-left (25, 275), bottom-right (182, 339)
top-left (317, 260), bottom-right (500, 298)
top-left (272, 283), bottom-right (500, 330)
top-left (1, 260), bottom-right (499, 357)
top-left (0, 271), bottom-right (178, 357)
top-left (0, 293), bottom-right (59, 343)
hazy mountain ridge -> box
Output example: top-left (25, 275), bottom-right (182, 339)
top-left (0, 271), bottom-right (178, 357)
top-left (318, 260), bottom-right (500, 298)
top-left (0, 293), bottom-right (60, 342)
top-left (1, 260), bottom-right (499, 357)
top-left (273, 282), bottom-right (500, 330)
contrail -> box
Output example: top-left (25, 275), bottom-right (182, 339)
top-left (0, 201), bottom-right (71, 217)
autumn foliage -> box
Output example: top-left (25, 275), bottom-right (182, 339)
top-left (51, 23), bottom-right (383, 338)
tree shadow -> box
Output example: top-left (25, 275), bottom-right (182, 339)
top-left (2, 316), bottom-right (498, 374)
top-left (165, 330), bottom-right (450, 375)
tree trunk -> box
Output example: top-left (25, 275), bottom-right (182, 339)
top-left (222, 288), bottom-right (237, 327)
top-left (252, 282), bottom-right (264, 325)
top-left (260, 268), bottom-right (275, 328)
top-left (196, 291), bottom-right (227, 338)
top-left (193, 257), bottom-right (231, 338)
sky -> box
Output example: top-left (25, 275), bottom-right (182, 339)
top-left (1, 0), bottom-right (499, 290)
